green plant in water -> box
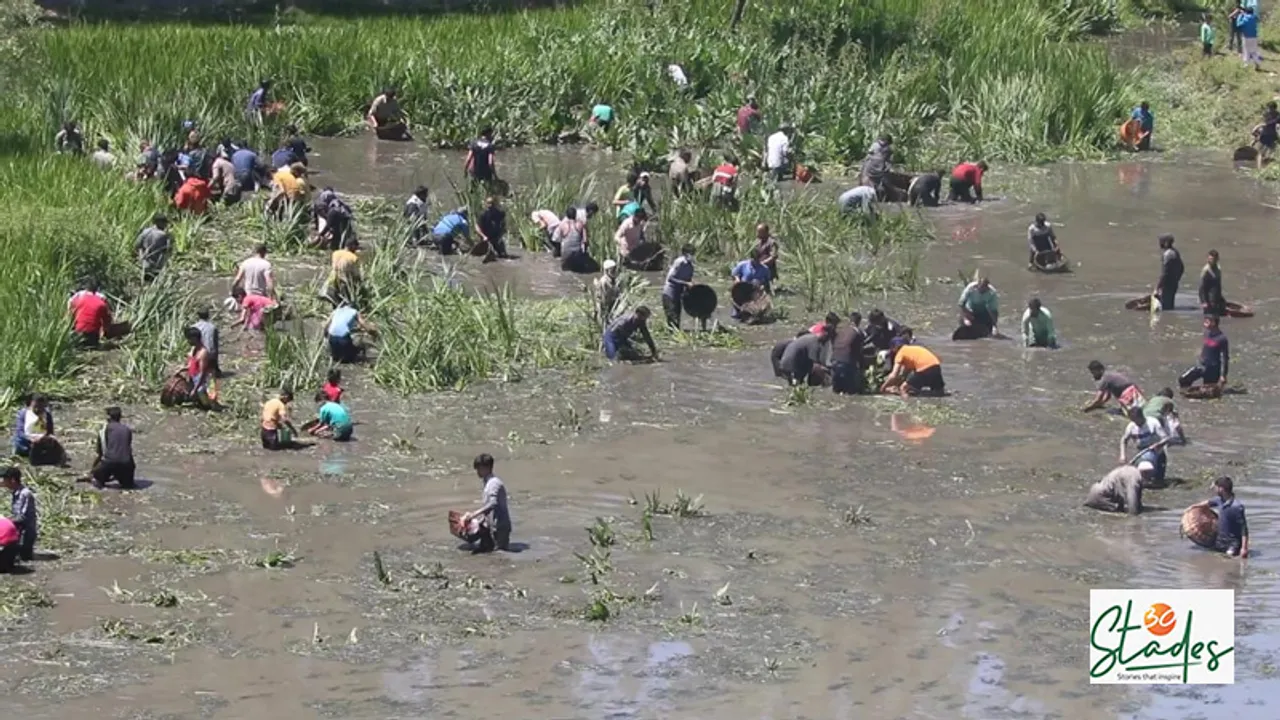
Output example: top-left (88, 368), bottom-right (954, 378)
top-left (587, 517), bottom-right (616, 548)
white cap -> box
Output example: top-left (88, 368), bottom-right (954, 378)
top-left (1137, 461), bottom-right (1155, 473)
top-left (603, 259), bottom-right (618, 271)
top-left (639, 171), bottom-right (651, 179)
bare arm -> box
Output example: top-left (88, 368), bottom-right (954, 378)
top-left (1082, 390), bottom-right (1109, 412)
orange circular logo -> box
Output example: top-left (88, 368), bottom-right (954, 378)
top-left (1143, 603), bottom-right (1177, 636)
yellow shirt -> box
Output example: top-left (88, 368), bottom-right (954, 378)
top-left (329, 249), bottom-right (360, 285)
top-left (261, 398), bottom-right (289, 430)
top-left (272, 169), bottom-right (304, 200)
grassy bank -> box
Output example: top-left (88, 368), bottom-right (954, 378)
top-left (1138, 5), bottom-right (1280, 163)
top-left (5, 0), bottom-right (1144, 167)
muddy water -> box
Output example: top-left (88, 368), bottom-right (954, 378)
top-left (8, 147), bottom-right (1280, 720)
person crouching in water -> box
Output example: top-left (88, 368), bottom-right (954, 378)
top-left (261, 389), bottom-right (299, 451)
top-left (459, 453), bottom-right (512, 553)
top-left (956, 276), bottom-right (999, 339)
top-left (1084, 462), bottom-right (1151, 515)
top-left (603, 306), bottom-right (659, 362)
top-left (304, 392), bottom-right (353, 441)
top-left (1144, 387), bottom-right (1187, 445)
top-left (1179, 313), bottom-right (1229, 395)
top-left (92, 406), bottom-right (137, 490)
top-left (1021, 297), bottom-right (1057, 349)
top-left (13, 394), bottom-right (66, 467)
top-left (1082, 360), bottom-right (1145, 414)
top-left (777, 329), bottom-right (830, 386)
top-left (326, 303), bottom-right (371, 364)
top-left (880, 338), bottom-right (946, 398)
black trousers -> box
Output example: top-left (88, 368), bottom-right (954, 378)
top-left (0, 543), bottom-right (17, 572)
top-left (662, 294), bottom-right (682, 330)
top-left (93, 460), bottom-right (137, 489)
top-left (329, 335), bottom-right (360, 363)
top-left (1179, 364), bottom-right (1221, 387)
top-left (475, 526), bottom-right (511, 552)
top-left (948, 178), bottom-right (976, 202)
top-left (561, 251), bottom-right (600, 274)
top-left (831, 361), bottom-right (865, 395)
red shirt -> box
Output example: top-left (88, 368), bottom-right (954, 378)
top-left (322, 382), bottom-right (343, 402)
top-left (951, 162), bottom-right (984, 187)
top-left (70, 292), bottom-right (111, 334)
top-left (175, 177), bottom-right (211, 214)
top-left (735, 105), bottom-right (760, 133)
top-left (0, 516), bottom-right (17, 546)
top-left (242, 294), bottom-right (274, 330)
top-left (712, 163), bottom-right (739, 185)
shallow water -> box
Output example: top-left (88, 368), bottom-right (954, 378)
top-left (6, 144), bottom-right (1280, 719)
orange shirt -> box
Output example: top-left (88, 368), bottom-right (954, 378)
top-left (894, 345), bottom-right (940, 373)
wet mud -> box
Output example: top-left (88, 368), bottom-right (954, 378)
top-left (5, 144), bottom-right (1280, 719)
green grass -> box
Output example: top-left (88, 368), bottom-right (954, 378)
top-left (4, 0), bottom-right (1143, 167)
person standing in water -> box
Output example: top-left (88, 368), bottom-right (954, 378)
top-left (1120, 405), bottom-right (1170, 484)
top-left (1020, 298), bottom-right (1057, 349)
top-left (661, 245), bottom-right (696, 330)
top-left (1026, 213), bottom-right (1061, 268)
top-left (476, 196), bottom-right (510, 261)
top-left (1082, 361), bottom-right (1146, 413)
top-left (1179, 314), bottom-right (1230, 393)
top-left (464, 127), bottom-right (498, 189)
top-left (1192, 476), bottom-right (1249, 557)
top-left (1199, 250), bottom-right (1226, 316)
top-left (1153, 233), bottom-right (1184, 311)
top-left (1251, 102), bottom-right (1278, 169)
top-left (829, 312), bottom-right (866, 395)
top-left (594, 260), bottom-right (622, 326)
top-left (460, 453), bottom-right (512, 553)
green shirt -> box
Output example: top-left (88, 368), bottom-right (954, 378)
top-left (318, 402), bottom-right (352, 433)
top-left (1143, 395), bottom-right (1174, 419)
top-left (592, 104), bottom-right (615, 123)
top-left (959, 281), bottom-right (999, 316)
top-left (1201, 22), bottom-right (1214, 44)
top-left (1020, 307), bottom-right (1056, 347)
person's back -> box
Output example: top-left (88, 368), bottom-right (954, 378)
top-left (953, 162), bottom-right (981, 184)
top-left (319, 401), bottom-right (353, 438)
top-left (136, 225), bottom-right (171, 269)
top-left (70, 292), bottom-right (109, 334)
top-left (434, 212), bottom-right (465, 236)
top-left (240, 255), bottom-right (272, 297)
top-left (231, 148), bottom-right (257, 180)
top-left (92, 148), bottom-right (116, 169)
top-left (100, 419), bottom-right (134, 465)
top-left (839, 186), bottom-right (877, 212)
top-left (896, 344), bottom-right (940, 372)
top-left (482, 475), bottom-right (511, 531)
top-left (469, 137), bottom-right (495, 177)
top-left (559, 219), bottom-right (585, 256)
top-left (830, 325), bottom-right (866, 367)
top-left (780, 332), bottom-right (822, 371)
top-left (1089, 465), bottom-right (1143, 515)
top-left (328, 306), bottom-right (359, 338)
top-left (766, 132), bottom-right (788, 169)
top-left (194, 318), bottom-right (219, 357)
top-left (271, 147), bottom-right (295, 170)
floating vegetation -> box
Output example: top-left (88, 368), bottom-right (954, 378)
top-left (0, 581), bottom-right (55, 617)
top-left (644, 489), bottom-right (706, 519)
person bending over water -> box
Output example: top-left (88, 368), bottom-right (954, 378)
top-left (907, 170), bottom-right (942, 207)
top-left (1082, 361), bottom-right (1145, 413)
top-left (1084, 463), bottom-right (1150, 515)
top-left (880, 338), bottom-right (945, 398)
top-left (261, 389), bottom-right (299, 451)
top-left (1121, 405), bottom-right (1169, 485)
top-left (948, 161), bottom-right (987, 203)
top-left (1179, 313), bottom-right (1229, 393)
top-left (778, 331), bottom-right (830, 387)
top-left (368, 88), bottom-right (411, 140)
top-left (1144, 387), bottom-right (1186, 445)
top-left (13, 394), bottom-right (65, 467)
top-left (604, 307), bottom-right (659, 362)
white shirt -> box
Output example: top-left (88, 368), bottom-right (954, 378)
top-left (1122, 416), bottom-right (1168, 456)
top-left (839, 185), bottom-right (877, 210)
top-left (22, 408), bottom-right (45, 438)
top-left (668, 64), bottom-right (689, 87)
top-left (766, 131), bottom-right (790, 170)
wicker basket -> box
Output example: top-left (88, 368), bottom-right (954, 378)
top-left (1180, 505), bottom-right (1218, 549)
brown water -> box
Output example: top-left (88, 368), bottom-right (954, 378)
top-left (6, 143), bottom-right (1280, 719)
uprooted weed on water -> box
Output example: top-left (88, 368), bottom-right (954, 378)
top-left (98, 616), bottom-right (199, 646)
top-left (246, 548), bottom-right (301, 569)
top-left (101, 580), bottom-right (207, 608)
top-left (843, 505), bottom-right (873, 526)
top-left (0, 581), bottom-right (55, 617)
top-left (784, 383), bottom-right (815, 407)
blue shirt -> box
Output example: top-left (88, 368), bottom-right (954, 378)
top-left (1237, 13), bottom-right (1259, 38)
top-left (620, 201), bottom-right (642, 219)
top-left (433, 213), bottom-right (469, 238)
top-left (732, 259), bottom-right (771, 286)
top-left (247, 87), bottom-right (266, 111)
top-left (327, 306), bottom-right (359, 338)
top-left (1131, 106), bottom-right (1154, 133)
top-left (231, 149), bottom-right (259, 179)
top-left (271, 148), bottom-right (296, 169)
top-left (1209, 496), bottom-right (1248, 553)
top-left (318, 402), bottom-right (352, 434)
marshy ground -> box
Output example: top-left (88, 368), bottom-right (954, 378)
top-left (4, 151), bottom-right (1280, 719)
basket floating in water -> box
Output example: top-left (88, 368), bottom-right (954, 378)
top-left (1180, 505), bottom-right (1218, 549)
